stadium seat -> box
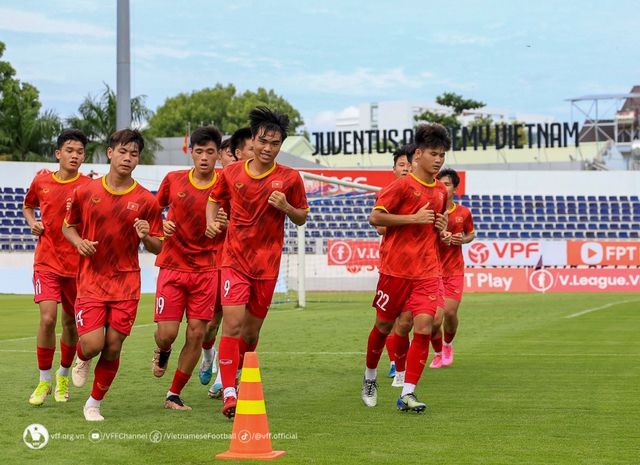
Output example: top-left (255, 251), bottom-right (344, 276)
top-left (596, 232), bottom-right (606, 238)
top-left (521, 232), bottom-right (530, 239)
top-left (574, 231), bottom-right (585, 239)
top-left (542, 232), bottom-right (552, 238)
top-left (631, 232), bottom-right (639, 239)
top-left (563, 232), bottom-right (574, 238)
top-left (531, 232), bottom-right (541, 239)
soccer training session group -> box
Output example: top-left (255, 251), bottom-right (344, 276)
top-left (24, 104), bottom-right (475, 422)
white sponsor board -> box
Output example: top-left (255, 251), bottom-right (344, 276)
top-left (462, 240), bottom-right (567, 267)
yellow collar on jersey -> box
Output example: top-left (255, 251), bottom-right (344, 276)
top-left (52, 171), bottom-right (81, 184)
top-left (410, 173), bottom-right (437, 187)
top-left (244, 159), bottom-right (277, 179)
top-left (448, 203), bottom-right (457, 215)
top-left (189, 168), bottom-right (217, 190)
top-left (102, 176), bottom-right (137, 195)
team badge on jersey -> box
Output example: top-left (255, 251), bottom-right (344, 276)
top-left (456, 216), bottom-right (464, 223)
top-left (235, 183), bottom-right (244, 189)
top-left (42, 188), bottom-right (50, 194)
top-left (413, 191), bottom-right (421, 196)
top-left (92, 197), bottom-right (101, 204)
top-left (177, 192), bottom-right (186, 198)
top-left (272, 180), bottom-right (283, 189)
top-left (439, 193), bottom-right (444, 200)
top-left (127, 201), bottom-right (139, 212)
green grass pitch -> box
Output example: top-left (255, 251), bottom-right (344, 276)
top-left (1, 292), bottom-right (639, 464)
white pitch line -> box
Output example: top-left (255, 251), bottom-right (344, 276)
top-left (0, 322), bottom-right (158, 344)
top-left (565, 299), bottom-right (640, 319)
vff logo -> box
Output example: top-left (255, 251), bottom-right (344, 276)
top-left (329, 241), bottom-right (352, 265)
top-left (581, 242), bottom-right (603, 265)
top-left (529, 269), bottom-right (554, 292)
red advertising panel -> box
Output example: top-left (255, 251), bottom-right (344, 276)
top-left (300, 169), bottom-right (466, 196)
top-left (327, 240), bottom-right (380, 266)
top-left (463, 268), bottom-right (528, 293)
top-left (526, 268), bottom-right (640, 293)
top-left (567, 241), bottom-right (640, 266)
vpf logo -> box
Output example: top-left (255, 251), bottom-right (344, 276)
top-left (467, 242), bottom-right (490, 265)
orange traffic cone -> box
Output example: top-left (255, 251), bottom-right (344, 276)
top-left (216, 352), bottom-right (285, 460)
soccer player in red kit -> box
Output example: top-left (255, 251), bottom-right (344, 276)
top-left (23, 129), bottom-right (92, 406)
top-left (229, 127), bottom-right (254, 161)
top-left (151, 126), bottom-right (227, 410)
top-left (362, 123), bottom-right (451, 412)
top-left (205, 106), bottom-right (309, 419)
top-left (435, 168), bottom-right (475, 366)
top-left (63, 129), bottom-right (164, 421)
top-left (199, 134), bottom-right (238, 397)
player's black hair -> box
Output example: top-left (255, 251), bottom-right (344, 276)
top-left (109, 128), bottom-right (145, 153)
top-left (220, 138), bottom-right (230, 151)
top-left (248, 106), bottom-right (290, 141)
top-left (392, 145), bottom-right (408, 166)
top-left (57, 129), bottom-right (88, 150)
top-left (230, 127), bottom-right (252, 158)
top-left (414, 123), bottom-right (452, 152)
top-left (436, 168), bottom-right (460, 188)
top-left (405, 143), bottom-right (418, 164)
top-left (191, 125), bottom-right (222, 150)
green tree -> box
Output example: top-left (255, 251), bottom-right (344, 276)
top-left (0, 41), bottom-right (61, 161)
top-left (466, 115), bottom-right (528, 148)
top-left (149, 84), bottom-right (304, 137)
top-left (414, 92), bottom-right (485, 127)
top-left (66, 84), bottom-right (158, 164)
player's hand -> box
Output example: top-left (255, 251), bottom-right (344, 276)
top-left (435, 212), bottom-right (448, 232)
top-left (413, 202), bottom-right (435, 224)
top-left (77, 239), bottom-right (98, 256)
top-left (205, 221), bottom-right (221, 238)
top-left (440, 231), bottom-right (453, 245)
top-left (268, 191), bottom-right (291, 213)
top-left (134, 218), bottom-right (150, 239)
top-left (30, 221), bottom-right (45, 236)
top-left (450, 232), bottom-right (463, 246)
top-left (216, 207), bottom-right (229, 230)
top-left (163, 220), bottom-right (176, 238)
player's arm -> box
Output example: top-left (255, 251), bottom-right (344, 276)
top-left (268, 191), bottom-right (307, 226)
top-left (22, 206), bottom-right (44, 236)
top-left (205, 199), bottom-right (222, 238)
top-left (133, 218), bottom-right (162, 255)
top-left (369, 203), bottom-right (434, 227)
top-left (62, 221), bottom-right (98, 256)
top-left (376, 226), bottom-right (387, 236)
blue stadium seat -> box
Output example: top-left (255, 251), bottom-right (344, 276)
top-left (500, 224), bottom-right (511, 230)
top-left (368, 231), bottom-right (379, 238)
top-left (524, 224), bottom-right (533, 230)
top-left (542, 232), bottom-right (552, 238)
top-left (555, 224), bottom-right (565, 230)
top-left (531, 232), bottom-right (541, 239)
top-left (598, 224), bottom-right (608, 230)
top-left (476, 231), bottom-right (487, 239)
top-left (514, 195), bottom-right (523, 201)
top-left (563, 232), bottom-right (574, 239)
top-left (607, 232), bottom-right (617, 239)
top-left (618, 231), bottom-right (629, 239)
top-left (587, 196), bottom-right (596, 201)
top-left (508, 232), bottom-right (519, 239)
top-left (574, 231), bottom-right (585, 239)
top-left (552, 232), bottom-right (562, 239)
top-left (346, 231), bottom-right (356, 238)
top-left (566, 195), bottom-right (575, 201)
top-left (512, 224), bottom-right (522, 230)
top-left (521, 232), bottom-right (530, 239)
top-left (596, 232), bottom-right (606, 238)
top-left (487, 232), bottom-right (497, 239)
top-left (544, 224), bottom-right (554, 230)
top-left (620, 224), bottom-right (630, 230)
top-left (334, 231), bottom-right (345, 238)
top-left (322, 231), bottom-right (333, 238)
top-left (631, 232), bottom-right (639, 239)
top-left (498, 232), bottom-right (508, 239)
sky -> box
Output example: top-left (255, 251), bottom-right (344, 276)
top-left (1, 0), bottom-right (638, 134)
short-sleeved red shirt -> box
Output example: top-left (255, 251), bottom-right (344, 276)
top-left (373, 173), bottom-right (448, 279)
top-left (23, 171), bottom-right (92, 277)
top-left (209, 160), bottom-right (309, 280)
top-left (65, 176), bottom-right (164, 301)
top-left (155, 169), bottom-right (218, 272)
top-left (438, 203), bottom-right (475, 277)
top-left (213, 196), bottom-right (231, 269)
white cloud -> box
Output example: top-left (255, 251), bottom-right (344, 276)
top-left (0, 8), bottom-right (114, 39)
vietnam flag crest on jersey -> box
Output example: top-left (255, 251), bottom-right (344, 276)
top-left (127, 201), bottom-right (139, 212)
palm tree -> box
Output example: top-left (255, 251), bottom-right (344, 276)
top-left (66, 84), bottom-right (160, 164)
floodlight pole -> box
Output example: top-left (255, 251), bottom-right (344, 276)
top-left (116, 0), bottom-right (131, 130)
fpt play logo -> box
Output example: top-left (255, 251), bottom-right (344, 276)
top-left (580, 242), bottom-right (603, 265)
top-left (467, 242), bottom-right (490, 265)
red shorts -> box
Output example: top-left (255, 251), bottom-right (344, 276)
top-left (373, 275), bottom-right (439, 322)
top-left (33, 271), bottom-right (77, 317)
top-left (220, 268), bottom-right (277, 320)
top-left (214, 270), bottom-right (223, 315)
top-left (437, 277), bottom-right (445, 309)
top-left (74, 298), bottom-right (138, 336)
top-left (154, 269), bottom-right (218, 322)
top-left (442, 275), bottom-right (464, 302)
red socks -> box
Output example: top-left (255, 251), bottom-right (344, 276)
top-left (405, 333), bottom-right (431, 385)
top-left (444, 331), bottom-right (457, 344)
top-left (385, 333), bottom-right (395, 362)
top-left (238, 337), bottom-right (259, 370)
top-left (36, 346), bottom-right (55, 371)
top-left (431, 329), bottom-right (443, 353)
top-left (366, 325), bottom-right (388, 370)
top-left (90, 356), bottom-right (120, 401)
top-left (394, 334), bottom-right (410, 372)
top-left (76, 341), bottom-right (89, 361)
top-left (169, 369), bottom-right (191, 396)
top-left (202, 338), bottom-right (216, 350)
top-left (59, 340), bottom-right (76, 368)
top-left (218, 336), bottom-right (240, 390)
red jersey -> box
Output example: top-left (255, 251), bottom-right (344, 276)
top-left (155, 169), bottom-right (219, 272)
top-left (209, 160), bottom-right (309, 280)
top-left (373, 173), bottom-right (448, 279)
top-left (214, 196), bottom-right (231, 269)
top-left (438, 203), bottom-right (475, 277)
top-left (65, 177), bottom-right (164, 301)
top-left (23, 171), bottom-right (92, 277)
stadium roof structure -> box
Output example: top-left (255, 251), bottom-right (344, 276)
top-left (565, 93), bottom-right (640, 102)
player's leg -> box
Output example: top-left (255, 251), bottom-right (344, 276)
top-left (218, 304), bottom-right (244, 417)
top-left (83, 300), bottom-right (137, 421)
top-left (442, 275), bottom-right (464, 366)
top-left (429, 306), bottom-right (444, 369)
top-left (200, 309), bottom-right (222, 385)
top-left (55, 279), bottom-right (78, 402)
top-left (72, 298), bottom-right (108, 389)
top-left (385, 321), bottom-right (396, 378)
top-left (30, 300), bottom-right (58, 406)
top-left (391, 312), bottom-right (412, 387)
top-left (237, 276), bottom-right (277, 370)
top-left (152, 269), bottom-right (186, 377)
